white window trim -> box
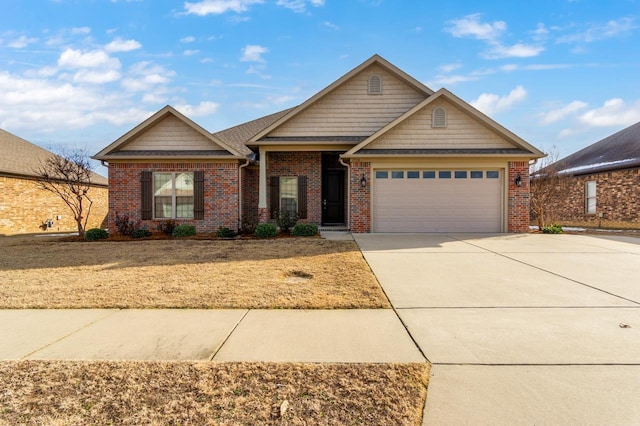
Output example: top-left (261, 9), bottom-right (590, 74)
top-left (153, 172), bottom-right (194, 219)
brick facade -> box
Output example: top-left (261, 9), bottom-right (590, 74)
top-left (540, 168), bottom-right (640, 228)
top-left (108, 161), bottom-right (239, 234)
top-left (265, 152), bottom-right (322, 224)
top-left (241, 166), bottom-right (259, 230)
top-left (508, 161), bottom-right (531, 233)
top-left (349, 162), bottom-right (371, 233)
top-left (0, 175), bottom-right (108, 235)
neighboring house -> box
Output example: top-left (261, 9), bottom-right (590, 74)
top-left (0, 129), bottom-right (109, 235)
top-left (537, 121), bottom-right (640, 229)
top-left (94, 55), bottom-right (544, 234)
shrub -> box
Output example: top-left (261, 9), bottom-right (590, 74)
top-left (156, 220), bottom-right (177, 235)
top-left (216, 226), bottom-right (236, 239)
top-left (240, 218), bottom-right (257, 235)
top-left (255, 223), bottom-right (277, 238)
top-left (292, 223), bottom-right (318, 237)
top-left (172, 224), bottom-right (196, 237)
top-left (276, 210), bottom-right (298, 233)
top-left (542, 224), bottom-right (563, 234)
top-left (132, 228), bottom-right (152, 238)
top-left (84, 228), bottom-right (108, 241)
top-left (114, 212), bottom-right (139, 236)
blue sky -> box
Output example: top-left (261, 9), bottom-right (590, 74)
top-left (1, 0), bottom-right (639, 173)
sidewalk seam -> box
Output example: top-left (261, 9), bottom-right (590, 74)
top-left (208, 309), bottom-right (250, 361)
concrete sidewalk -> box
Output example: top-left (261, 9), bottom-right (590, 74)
top-left (0, 308), bottom-right (424, 363)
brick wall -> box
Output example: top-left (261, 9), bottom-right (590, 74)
top-left (241, 166), bottom-right (259, 229)
top-left (508, 161), bottom-right (531, 233)
top-left (108, 161), bottom-right (239, 234)
top-left (349, 162), bottom-right (371, 233)
top-left (0, 175), bottom-right (108, 235)
top-left (541, 168), bottom-right (640, 228)
top-left (266, 152), bottom-right (322, 224)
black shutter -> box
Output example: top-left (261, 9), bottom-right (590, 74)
top-left (298, 176), bottom-right (307, 219)
top-left (141, 171), bottom-right (152, 220)
top-left (193, 171), bottom-right (204, 220)
top-left (270, 176), bottom-right (279, 219)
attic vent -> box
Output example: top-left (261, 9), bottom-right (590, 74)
top-left (432, 107), bottom-right (447, 128)
top-left (368, 75), bottom-right (382, 95)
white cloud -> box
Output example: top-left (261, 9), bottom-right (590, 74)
top-left (246, 65), bottom-right (271, 79)
top-left (73, 69), bottom-right (122, 84)
top-left (58, 49), bottom-right (121, 69)
top-left (446, 13), bottom-right (506, 41)
top-left (540, 101), bottom-right (588, 124)
top-left (183, 49), bottom-right (200, 56)
top-left (470, 85), bottom-right (527, 115)
top-left (201, 57), bottom-right (214, 63)
top-left (483, 43), bottom-right (544, 59)
top-left (7, 35), bottom-right (39, 48)
top-left (576, 98), bottom-right (640, 127)
top-left (277, 0), bottom-right (324, 13)
top-left (241, 44), bottom-right (268, 62)
top-left (71, 27), bottom-right (91, 35)
top-left (438, 63), bottom-right (462, 73)
top-left (558, 17), bottom-right (637, 44)
top-left (121, 61), bottom-right (175, 91)
top-left (175, 101), bottom-right (220, 117)
top-left (180, 36), bottom-right (196, 43)
top-left (183, 0), bottom-right (264, 15)
top-left (105, 38), bottom-right (142, 52)
top-left (322, 21), bottom-right (339, 31)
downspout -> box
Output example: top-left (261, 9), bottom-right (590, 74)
top-left (238, 156), bottom-right (252, 232)
top-left (338, 155), bottom-right (350, 230)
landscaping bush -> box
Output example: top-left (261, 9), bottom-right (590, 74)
top-left (172, 224), bottom-right (196, 237)
top-left (292, 223), bottom-right (318, 237)
top-left (542, 224), bottom-right (563, 234)
top-left (84, 228), bottom-right (108, 241)
top-left (156, 220), bottom-right (177, 235)
top-left (255, 223), bottom-right (277, 238)
top-left (276, 210), bottom-right (298, 233)
top-left (240, 218), bottom-right (257, 235)
top-left (216, 226), bottom-right (236, 239)
top-left (114, 212), bottom-right (140, 236)
top-left (132, 228), bottom-right (152, 238)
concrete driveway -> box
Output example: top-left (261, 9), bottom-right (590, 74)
top-left (354, 233), bottom-right (640, 425)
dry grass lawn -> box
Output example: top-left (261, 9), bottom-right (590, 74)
top-left (0, 361), bottom-right (429, 425)
top-left (0, 235), bottom-right (388, 309)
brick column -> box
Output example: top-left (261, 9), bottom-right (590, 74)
top-left (508, 161), bottom-right (531, 233)
top-left (349, 162), bottom-right (371, 233)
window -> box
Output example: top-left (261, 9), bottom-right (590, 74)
top-left (486, 171), bottom-right (500, 179)
top-left (585, 181), bottom-right (597, 214)
top-left (376, 171), bottom-right (389, 179)
top-left (280, 177), bottom-right (298, 214)
top-left (392, 171), bottom-right (404, 179)
top-left (470, 171), bottom-right (483, 179)
top-left (423, 171), bottom-right (436, 179)
top-left (454, 171), bottom-right (468, 179)
top-left (154, 172), bottom-right (194, 219)
top-left (439, 171), bottom-right (451, 179)
top-left (407, 171), bottom-right (420, 179)
top-left (368, 75), bottom-right (382, 94)
top-left (432, 107), bottom-right (447, 128)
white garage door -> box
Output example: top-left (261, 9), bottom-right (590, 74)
top-left (373, 169), bottom-right (503, 232)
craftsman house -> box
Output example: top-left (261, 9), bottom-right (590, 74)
top-left (537, 121), bottom-right (640, 228)
top-left (0, 129), bottom-right (108, 235)
top-left (94, 55), bottom-right (544, 234)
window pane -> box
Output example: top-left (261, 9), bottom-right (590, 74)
top-left (586, 181), bottom-right (596, 197)
top-left (455, 171), bottom-right (468, 179)
top-left (407, 171), bottom-right (419, 179)
top-left (376, 171), bottom-right (388, 179)
top-left (392, 171), bottom-right (404, 179)
top-left (176, 196), bottom-right (194, 218)
top-left (280, 177), bottom-right (298, 214)
top-left (154, 173), bottom-right (172, 196)
top-left (155, 196), bottom-right (172, 218)
top-left (470, 171), bottom-right (483, 179)
top-left (175, 173), bottom-right (194, 196)
top-left (423, 171), bottom-right (435, 179)
top-left (487, 171), bottom-right (500, 179)
top-left (439, 171), bottom-right (451, 179)
top-left (586, 198), bottom-right (596, 213)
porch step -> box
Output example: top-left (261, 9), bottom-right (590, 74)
top-left (318, 226), bottom-right (350, 232)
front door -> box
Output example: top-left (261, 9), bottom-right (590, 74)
top-left (322, 169), bottom-right (345, 225)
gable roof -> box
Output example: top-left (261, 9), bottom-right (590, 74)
top-left (343, 88), bottom-right (545, 158)
top-left (93, 105), bottom-right (246, 161)
top-left (553, 121), bottom-right (640, 176)
top-left (0, 128), bottom-right (108, 185)
top-left (248, 54), bottom-right (435, 143)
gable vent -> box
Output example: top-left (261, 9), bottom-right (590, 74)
top-left (368, 75), bottom-right (382, 95)
top-left (432, 107), bottom-right (447, 128)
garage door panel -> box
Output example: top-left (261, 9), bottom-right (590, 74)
top-left (373, 169), bottom-right (502, 233)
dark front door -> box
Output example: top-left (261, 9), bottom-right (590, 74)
top-left (322, 169), bottom-right (345, 225)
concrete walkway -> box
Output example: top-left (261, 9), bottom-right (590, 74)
top-left (354, 233), bottom-right (640, 426)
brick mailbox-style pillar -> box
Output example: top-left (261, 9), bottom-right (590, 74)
top-left (508, 161), bottom-right (531, 233)
top-left (349, 161), bottom-right (371, 233)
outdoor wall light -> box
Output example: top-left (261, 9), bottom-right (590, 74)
top-left (360, 174), bottom-right (367, 188)
top-left (515, 174), bottom-right (523, 187)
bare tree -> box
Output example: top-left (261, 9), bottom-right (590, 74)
top-left (35, 150), bottom-right (95, 237)
top-left (530, 147), bottom-right (571, 230)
